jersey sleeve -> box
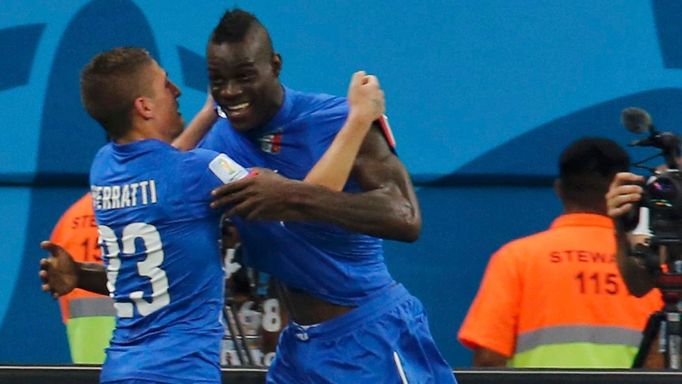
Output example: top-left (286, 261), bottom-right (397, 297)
top-left (305, 97), bottom-right (349, 158)
top-left (180, 149), bottom-right (248, 218)
top-left (457, 242), bottom-right (522, 357)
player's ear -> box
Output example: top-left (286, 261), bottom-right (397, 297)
top-left (133, 96), bottom-right (154, 120)
top-left (272, 53), bottom-right (282, 77)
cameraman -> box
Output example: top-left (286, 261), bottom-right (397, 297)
top-left (606, 172), bottom-right (657, 296)
top-left (458, 138), bottom-right (662, 367)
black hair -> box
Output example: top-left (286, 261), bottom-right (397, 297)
top-left (211, 8), bottom-right (274, 54)
top-left (558, 137), bottom-right (630, 209)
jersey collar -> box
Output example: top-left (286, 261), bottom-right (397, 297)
top-left (110, 138), bottom-right (170, 154)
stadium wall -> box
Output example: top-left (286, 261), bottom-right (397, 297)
top-left (2, 0), bottom-right (682, 367)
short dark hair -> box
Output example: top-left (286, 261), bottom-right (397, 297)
top-left (80, 47), bottom-right (154, 139)
top-left (211, 8), bottom-right (273, 53)
top-left (558, 137), bottom-right (630, 208)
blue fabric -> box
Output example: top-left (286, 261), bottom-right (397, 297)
top-left (199, 86), bottom-right (393, 305)
top-left (201, 86), bottom-right (454, 382)
top-left (91, 139), bottom-right (225, 384)
top-left (107, 380), bottom-right (176, 384)
top-left (267, 284), bottom-right (457, 383)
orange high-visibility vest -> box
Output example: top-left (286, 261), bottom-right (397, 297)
top-left (51, 193), bottom-right (115, 364)
top-left (458, 213), bottom-right (662, 367)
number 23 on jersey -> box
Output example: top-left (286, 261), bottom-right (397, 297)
top-left (98, 223), bottom-right (170, 318)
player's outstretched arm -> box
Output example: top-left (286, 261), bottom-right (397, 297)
top-left (39, 240), bottom-right (109, 297)
top-left (172, 92), bottom-right (218, 151)
top-left (303, 71), bottom-right (384, 191)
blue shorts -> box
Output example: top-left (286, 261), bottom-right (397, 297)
top-left (267, 284), bottom-right (457, 384)
top-left (100, 331), bottom-right (221, 384)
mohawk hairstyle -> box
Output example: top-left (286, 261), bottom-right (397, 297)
top-left (558, 137), bottom-right (630, 208)
top-left (211, 8), bottom-right (273, 52)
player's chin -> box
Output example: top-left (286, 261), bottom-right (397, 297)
top-left (228, 115), bottom-right (261, 133)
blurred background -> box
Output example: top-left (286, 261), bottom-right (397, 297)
top-left (2, 0), bottom-right (682, 367)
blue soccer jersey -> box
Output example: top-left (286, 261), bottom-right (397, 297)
top-left (90, 139), bottom-right (236, 383)
top-left (201, 86), bottom-right (457, 383)
top-left (200, 86), bottom-right (394, 305)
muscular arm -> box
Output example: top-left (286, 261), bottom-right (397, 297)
top-left (212, 126), bottom-right (421, 242)
top-left (210, 72), bottom-right (420, 241)
top-left (299, 126), bottom-right (421, 241)
top-left (39, 241), bottom-right (109, 297)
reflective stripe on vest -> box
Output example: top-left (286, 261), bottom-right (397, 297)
top-left (510, 342), bottom-right (640, 368)
top-left (68, 297), bottom-right (116, 318)
top-left (510, 325), bottom-right (643, 368)
top-left (516, 325), bottom-right (643, 353)
top-left (66, 316), bottom-right (115, 364)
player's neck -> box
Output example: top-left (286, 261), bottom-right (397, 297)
top-left (116, 125), bottom-right (169, 145)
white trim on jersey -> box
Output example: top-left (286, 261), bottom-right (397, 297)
top-left (393, 351), bottom-right (409, 384)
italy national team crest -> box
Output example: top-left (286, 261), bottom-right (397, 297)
top-left (258, 132), bottom-right (283, 154)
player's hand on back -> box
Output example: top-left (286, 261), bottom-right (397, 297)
top-left (211, 168), bottom-right (305, 221)
top-left (39, 240), bottom-right (79, 298)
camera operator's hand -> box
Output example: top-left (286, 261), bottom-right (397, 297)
top-left (605, 173), bottom-right (658, 297)
top-left (606, 172), bottom-right (645, 218)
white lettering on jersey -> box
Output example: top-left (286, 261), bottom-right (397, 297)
top-left (110, 186), bottom-right (121, 209)
top-left (91, 186), bottom-right (102, 210)
top-left (129, 183), bottom-right (139, 206)
top-left (139, 180), bottom-right (149, 205)
top-left (91, 179), bottom-right (159, 211)
top-left (101, 186), bottom-right (111, 210)
top-left (121, 184), bottom-right (131, 208)
top-left (149, 179), bottom-right (158, 203)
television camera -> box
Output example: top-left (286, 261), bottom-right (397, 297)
top-left (620, 107), bottom-right (682, 369)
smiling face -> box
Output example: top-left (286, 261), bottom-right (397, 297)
top-left (207, 26), bottom-right (283, 132)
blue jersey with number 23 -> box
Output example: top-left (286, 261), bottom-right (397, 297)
top-left (90, 139), bottom-right (244, 384)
